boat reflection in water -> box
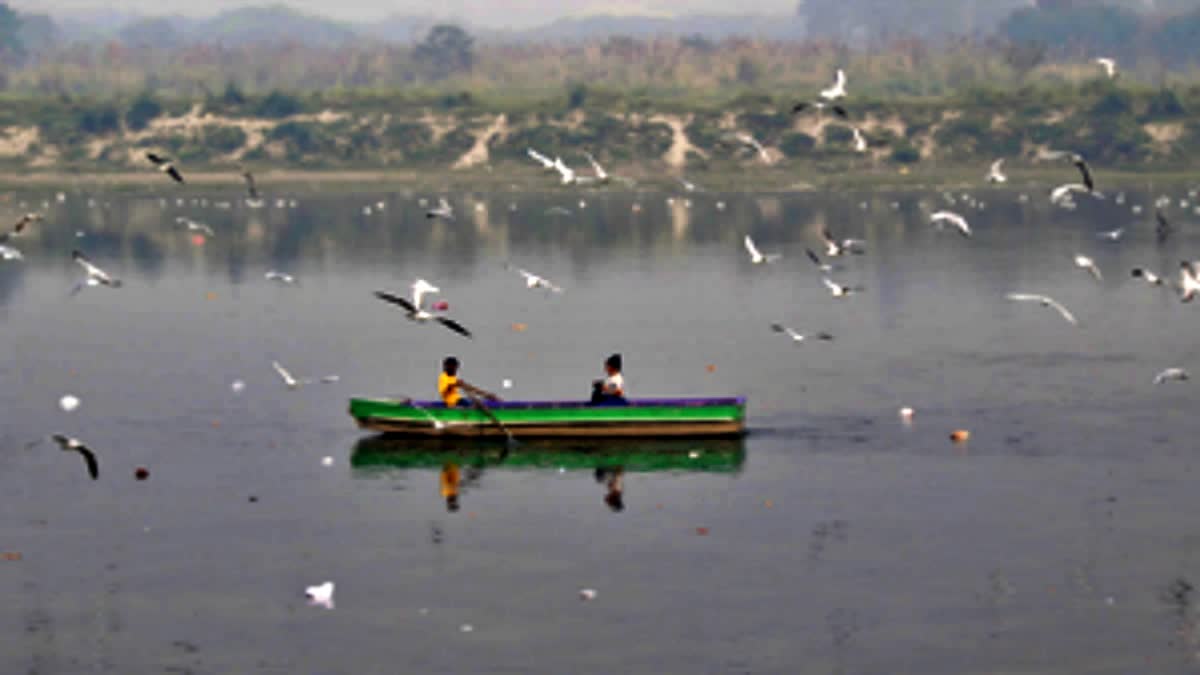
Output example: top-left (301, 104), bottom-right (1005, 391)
top-left (351, 436), bottom-right (746, 512)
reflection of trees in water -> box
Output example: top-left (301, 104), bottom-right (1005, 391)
top-left (0, 189), bottom-right (1164, 295)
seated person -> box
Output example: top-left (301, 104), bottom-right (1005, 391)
top-left (590, 353), bottom-right (628, 405)
top-left (438, 356), bottom-right (470, 408)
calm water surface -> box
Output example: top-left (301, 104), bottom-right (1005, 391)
top-left (3, 186), bottom-right (1200, 673)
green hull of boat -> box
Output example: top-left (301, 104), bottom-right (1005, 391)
top-left (349, 397), bottom-right (747, 438)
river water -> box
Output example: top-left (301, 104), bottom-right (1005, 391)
top-left (2, 185), bottom-right (1200, 673)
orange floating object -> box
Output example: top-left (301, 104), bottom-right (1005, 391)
top-left (3, 552), bottom-right (21, 561)
top-left (190, 234), bottom-right (206, 246)
top-left (205, 292), bottom-right (217, 301)
top-left (950, 430), bottom-right (971, 443)
top-left (511, 323), bottom-right (528, 333)
top-left (695, 527), bottom-right (709, 536)
top-left (705, 364), bottom-right (717, 373)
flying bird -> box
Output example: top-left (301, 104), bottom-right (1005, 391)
top-left (1095, 57), bottom-right (1117, 79)
top-left (1132, 268), bottom-right (1168, 287)
top-left (677, 177), bottom-right (700, 193)
top-left (821, 69), bottom-right (847, 101)
top-left (0, 212), bottom-right (41, 243)
top-left (851, 127), bottom-right (867, 154)
top-left (49, 434), bottom-right (99, 480)
top-left (71, 250), bottom-right (121, 293)
top-left (1179, 261), bottom-right (1200, 302)
top-left (0, 245), bottom-right (23, 261)
top-left (374, 280), bottom-right (472, 338)
top-left (822, 277), bottom-right (864, 298)
top-left (305, 581), bottom-right (335, 610)
top-left (930, 211), bottom-right (972, 238)
top-left (791, 101), bottom-right (848, 119)
top-left (1073, 155), bottom-right (1096, 193)
top-left (1096, 227), bottom-right (1124, 242)
top-left (271, 361), bottom-right (339, 390)
top-left (264, 271), bottom-right (296, 284)
top-left (527, 148), bottom-right (556, 171)
top-left (551, 156), bottom-right (579, 186)
top-left (804, 248), bottom-right (841, 273)
top-left (507, 264), bottom-right (564, 293)
top-left (426, 198), bottom-right (454, 220)
top-left (241, 167), bottom-right (262, 203)
top-left (771, 324), bottom-right (833, 343)
top-left (1005, 293), bottom-right (1078, 325)
top-left (744, 235), bottom-right (782, 264)
top-left (1153, 368), bottom-right (1189, 385)
top-left (986, 159), bottom-right (1007, 184)
top-left (176, 217), bottom-right (214, 236)
top-left (584, 152), bottom-right (610, 183)
top-left (1074, 255), bottom-right (1102, 281)
top-left (1156, 209), bottom-right (1172, 244)
top-left (820, 228), bottom-right (866, 256)
top-left (146, 152), bottom-right (184, 184)
top-left (734, 132), bottom-right (771, 164)
top-left (1050, 183), bottom-right (1092, 206)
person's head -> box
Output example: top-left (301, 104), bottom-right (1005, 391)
top-left (443, 356), bottom-right (460, 376)
top-left (605, 353), bottom-right (622, 375)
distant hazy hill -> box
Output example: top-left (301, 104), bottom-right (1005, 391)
top-left (189, 5), bottom-right (359, 47)
top-left (506, 13), bottom-right (805, 42)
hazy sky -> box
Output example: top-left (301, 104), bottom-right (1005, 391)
top-left (18, 0), bottom-right (797, 26)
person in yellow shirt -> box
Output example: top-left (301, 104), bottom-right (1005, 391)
top-left (438, 356), bottom-right (465, 407)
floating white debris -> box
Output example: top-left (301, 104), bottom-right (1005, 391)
top-left (502, 379), bottom-right (513, 389)
top-left (899, 407), bottom-right (914, 423)
top-left (688, 451), bottom-right (701, 459)
top-left (460, 624), bottom-right (474, 633)
top-left (322, 456), bottom-right (334, 467)
top-left (231, 380), bottom-right (246, 394)
top-left (59, 395), bottom-right (80, 412)
top-left (579, 588), bottom-right (597, 601)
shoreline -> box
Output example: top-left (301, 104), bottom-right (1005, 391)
top-left (1, 166), bottom-right (1195, 192)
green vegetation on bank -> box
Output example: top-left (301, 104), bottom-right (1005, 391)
top-left (0, 80), bottom-right (1197, 178)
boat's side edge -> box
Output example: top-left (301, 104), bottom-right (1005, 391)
top-left (354, 416), bottom-right (746, 438)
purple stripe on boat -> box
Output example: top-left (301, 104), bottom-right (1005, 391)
top-left (416, 397), bottom-right (746, 410)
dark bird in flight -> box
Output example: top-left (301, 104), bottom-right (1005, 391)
top-left (0, 212), bottom-right (41, 243)
top-left (146, 152), bottom-right (184, 184)
top-left (50, 434), bottom-right (99, 480)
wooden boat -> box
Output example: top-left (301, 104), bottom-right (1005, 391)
top-left (348, 397), bottom-right (747, 438)
top-left (351, 437), bottom-right (746, 474)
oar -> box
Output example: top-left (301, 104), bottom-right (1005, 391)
top-left (460, 381), bottom-right (518, 446)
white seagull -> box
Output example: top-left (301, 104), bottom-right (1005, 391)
top-left (264, 271), bottom-right (297, 284)
top-left (71, 250), bottom-right (121, 293)
top-left (0, 245), bottom-right (23, 261)
top-left (986, 159), bottom-right (1007, 183)
top-left (373, 280), bottom-right (472, 338)
top-left (1095, 57), bottom-right (1117, 80)
top-left (820, 227), bottom-right (866, 257)
top-left (851, 127), bottom-right (867, 154)
top-left (1005, 293), bottom-right (1078, 325)
top-left (527, 148), bottom-right (556, 171)
top-left (552, 157), bottom-right (577, 186)
top-left (930, 211), bottom-right (972, 238)
top-left (821, 69), bottom-right (847, 101)
top-left (305, 581), bottom-right (335, 609)
top-left (1096, 227), bottom-right (1125, 242)
top-left (734, 132), bottom-right (772, 164)
top-left (271, 361), bottom-right (339, 390)
top-left (1179, 261), bottom-right (1200, 302)
top-left (1131, 268), bottom-right (1168, 287)
top-left (507, 264), bottom-right (564, 293)
top-left (584, 152), bottom-right (610, 183)
top-left (677, 177), bottom-right (700, 193)
top-left (771, 324), bottom-right (833, 343)
top-left (426, 198), bottom-right (454, 220)
top-left (176, 217), bottom-right (214, 236)
top-left (1154, 368), bottom-right (1189, 385)
top-left (823, 277), bottom-right (864, 298)
top-left (1074, 255), bottom-right (1102, 281)
top-left (744, 235), bottom-right (782, 264)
